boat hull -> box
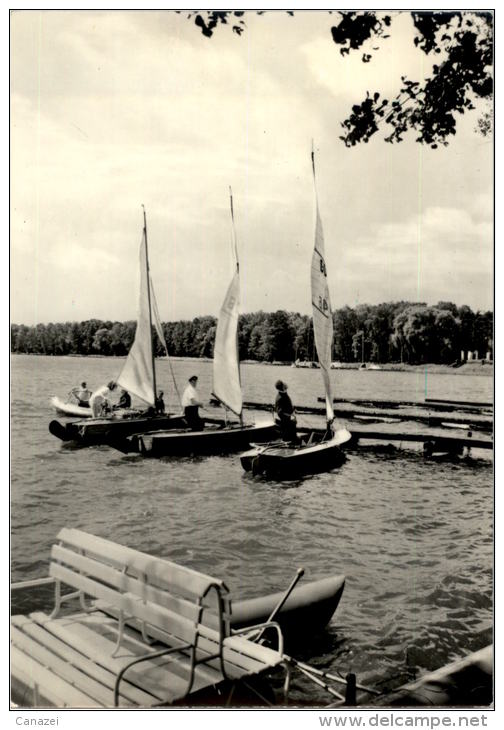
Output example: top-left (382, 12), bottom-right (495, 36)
top-left (241, 429), bottom-right (351, 477)
top-left (111, 418), bottom-right (279, 456)
top-left (231, 575), bottom-right (345, 638)
top-left (50, 396), bottom-right (92, 418)
top-left (49, 413), bottom-right (187, 445)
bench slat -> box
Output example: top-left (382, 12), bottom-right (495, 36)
top-left (11, 615), bottom-right (156, 706)
top-left (52, 545), bottom-right (202, 623)
top-left (30, 611), bottom-right (208, 704)
top-left (56, 528), bottom-right (223, 599)
top-left (105, 608), bottom-right (276, 678)
top-left (11, 645), bottom-right (101, 708)
top-left (94, 605), bottom-right (256, 683)
top-left (49, 563), bottom-right (197, 647)
top-left (11, 624), bottom-right (119, 707)
top-left (224, 634), bottom-right (282, 668)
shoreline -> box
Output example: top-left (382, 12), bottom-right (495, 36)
top-left (11, 352), bottom-right (493, 376)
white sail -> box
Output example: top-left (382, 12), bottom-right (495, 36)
top-left (311, 152), bottom-right (335, 423)
top-left (212, 269), bottom-right (242, 416)
top-left (117, 231), bottom-right (155, 406)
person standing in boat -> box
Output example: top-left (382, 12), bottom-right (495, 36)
top-left (89, 381), bottom-right (117, 418)
top-left (155, 390), bottom-right (165, 414)
top-left (71, 381), bottom-right (92, 408)
top-left (182, 376), bottom-right (204, 430)
top-left (274, 380), bottom-right (297, 442)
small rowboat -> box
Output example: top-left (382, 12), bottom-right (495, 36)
top-left (232, 575), bottom-right (345, 638)
top-left (241, 428), bottom-right (351, 478)
top-left (244, 147), bottom-right (351, 481)
top-left (108, 416), bottom-right (278, 456)
top-left (49, 413), bottom-right (187, 445)
top-left (50, 396), bottom-right (92, 418)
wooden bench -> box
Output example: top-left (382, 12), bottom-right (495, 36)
top-left (11, 528), bottom-right (288, 708)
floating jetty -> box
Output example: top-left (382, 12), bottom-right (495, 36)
top-left (291, 426), bottom-right (492, 456)
top-left (243, 400), bottom-right (493, 436)
top-left (380, 645), bottom-right (493, 707)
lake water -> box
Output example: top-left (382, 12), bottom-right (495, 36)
top-left (10, 354), bottom-right (493, 706)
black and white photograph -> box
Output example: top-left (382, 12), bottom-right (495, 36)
top-left (10, 8), bottom-right (494, 715)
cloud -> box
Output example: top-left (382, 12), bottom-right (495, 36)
top-left (10, 11), bottom-right (493, 324)
top-left (301, 12), bottom-right (436, 102)
top-left (335, 206), bottom-right (493, 311)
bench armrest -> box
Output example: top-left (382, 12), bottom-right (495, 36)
top-left (230, 621), bottom-right (284, 655)
top-left (113, 642), bottom-right (192, 707)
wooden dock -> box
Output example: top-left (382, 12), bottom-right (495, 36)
top-left (11, 529), bottom-right (289, 708)
top-left (243, 400), bottom-right (493, 434)
top-left (347, 429), bottom-right (492, 451)
top-left (293, 425), bottom-right (492, 454)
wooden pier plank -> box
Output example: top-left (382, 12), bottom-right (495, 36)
top-left (30, 611), bottom-right (188, 704)
top-left (11, 615), bottom-right (156, 706)
top-left (11, 623), bottom-right (117, 707)
top-left (28, 610), bottom-right (268, 705)
top-left (11, 645), bottom-right (100, 708)
top-left (349, 429), bottom-right (492, 449)
top-left (295, 425), bottom-right (492, 450)
top-left (245, 399), bottom-right (493, 432)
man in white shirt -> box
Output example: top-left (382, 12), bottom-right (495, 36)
top-left (89, 381), bottom-right (117, 418)
top-left (71, 381), bottom-right (92, 407)
top-left (181, 375), bottom-right (204, 430)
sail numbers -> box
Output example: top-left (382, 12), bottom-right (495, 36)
top-left (318, 295), bottom-right (329, 312)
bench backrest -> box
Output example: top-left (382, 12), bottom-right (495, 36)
top-left (49, 528), bottom-right (231, 645)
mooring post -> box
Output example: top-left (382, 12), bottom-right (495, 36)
top-left (345, 673), bottom-right (357, 706)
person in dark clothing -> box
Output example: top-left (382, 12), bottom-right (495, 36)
top-left (155, 390), bottom-right (165, 414)
top-left (274, 380), bottom-right (297, 442)
top-left (115, 389), bottom-right (131, 409)
top-left (182, 376), bottom-right (205, 431)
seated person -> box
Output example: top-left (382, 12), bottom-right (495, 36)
top-left (115, 389), bottom-right (131, 410)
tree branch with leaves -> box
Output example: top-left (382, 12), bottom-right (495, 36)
top-left (185, 9), bottom-right (493, 147)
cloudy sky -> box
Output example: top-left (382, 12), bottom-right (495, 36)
top-left (11, 10), bottom-right (493, 326)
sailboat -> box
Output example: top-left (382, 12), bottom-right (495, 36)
top-left (240, 148), bottom-right (351, 477)
top-left (49, 209), bottom-right (186, 445)
top-left (108, 190), bottom-right (277, 457)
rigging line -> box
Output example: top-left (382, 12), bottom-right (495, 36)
top-left (142, 204), bottom-right (157, 402)
top-left (150, 275), bottom-right (182, 409)
top-left (229, 186), bottom-right (239, 273)
top-left (228, 185), bottom-right (243, 424)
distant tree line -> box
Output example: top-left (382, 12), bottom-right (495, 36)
top-left (11, 301), bottom-right (493, 365)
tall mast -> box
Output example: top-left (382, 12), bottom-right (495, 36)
top-left (142, 205), bottom-right (157, 402)
top-left (229, 187), bottom-right (243, 426)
